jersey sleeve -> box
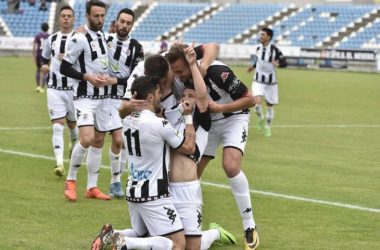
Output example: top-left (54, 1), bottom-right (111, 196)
top-left (63, 33), bottom-right (84, 64)
top-left (207, 65), bottom-right (249, 100)
top-left (274, 47), bottom-right (287, 68)
top-left (131, 42), bottom-right (144, 72)
top-left (195, 106), bottom-right (211, 132)
top-left (41, 36), bottom-right (52, 60)
top-left (157, 119), bottom-right (185, 150)
top-left (123, 61), bottom-right (145, 100)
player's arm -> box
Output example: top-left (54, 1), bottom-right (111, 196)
top-left (208, 66), bottom-right (255, 113)
top-left (194, 42), bottom-right (219, 77)
top-left (272, 47), bottom-right (287, 68)
top-left (40, 36), bottom-right (51, 74)
top-left (164, 102), bottom-right (195, 155)
top-left (184, 43), bottom-right (208, 112)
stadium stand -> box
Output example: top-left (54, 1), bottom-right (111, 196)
top-left (0, 1), bottom-right (50, 37)
top-left (0, 1), bottom-right (379, 50)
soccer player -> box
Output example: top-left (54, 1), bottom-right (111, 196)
top-left (60, 0), bottom-right (111, 201)
top-left (40, 6), bottom-right (78, 177)
top-left (166, 44), bottom-right (259, 250)
top-left (104, 8), bottom-right (144, 198)
top-left (33, 22), bottom-right (49, 93)
top-left (247, 27), bottom-right (287, 137)
top-left (164, 44), bottom-right (236, 250)
top-left (118, 76), bottom-right (196, 250)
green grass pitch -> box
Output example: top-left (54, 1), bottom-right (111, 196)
top-left (0, 57), bottom-right (379, 249)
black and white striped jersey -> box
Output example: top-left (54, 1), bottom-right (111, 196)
top-left (163, 95), bottom-right (211, 164)
top-left (173, 60), bottom-right (250, 121)
top-left (42, 31), bottom-right (75, 90)
top-left (123, 61), bottom-right (144, 101)
top-left (123, 110), bottom-right (185, 203)
top-left (254, 44), bottom-right (286, 85)
top-left (106, 34), bottom-right (144, 99)
top-left (63, 24), bottom-right (109, 100)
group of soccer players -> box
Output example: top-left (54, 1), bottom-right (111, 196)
top-left (39, 0), bottom-right (287, 249)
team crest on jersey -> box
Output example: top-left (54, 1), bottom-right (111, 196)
top-left (125, 49), bottom-right (131, 56)
top-left (52, 41), bottom-right (57, 48)
top-left (90, 41), bottom-right (97, 49)
top-left (221, 72), bottom-right (229, 82)
top-left (107, 41), bottom-right (113, 49)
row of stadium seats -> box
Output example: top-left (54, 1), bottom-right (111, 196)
top-left (0, 2), bottom-right (379, 49)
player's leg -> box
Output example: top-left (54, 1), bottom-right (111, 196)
top-left (109, 128), bottom-right (124, 197)
top-left (197, 125), bottom-right (221, 179)
top-left (220, 116), bottom-right (259, 250)
top-left (65, 99), bottom-right (96, 201)
top-left (201, 223), bottom-right (236, 249)
top-left (35, 62), bottom-right (41, 92)
top-left (251, 81), bottom-right (265, 131)
top-left (85, 99), bottom-right (111, 200)
top-left (264, 84), bottom-right (278, 138)
top-left (119, 143), bottom-right (128, 176)
top-left (112, 233), bottom-right (173, 250)
top-left (65, 90), bottom-right (78, 162)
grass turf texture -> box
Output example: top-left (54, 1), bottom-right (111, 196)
top-left (0, 57), bottom-right (379, 249)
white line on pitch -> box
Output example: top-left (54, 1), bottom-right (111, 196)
top-left (0, 125), bottom-right (379, 130)
top-left (1, 148), bottom-right (380, 214)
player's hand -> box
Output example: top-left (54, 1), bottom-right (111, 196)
top-left (208, 100), bottom-right (223, 113)
top-left (41, 65), bottom-right (50, 74)
top-left (86, 74), bottom-right (106, 88)
top-left (129, 92), bottom-right (149, 111)
top-left (271, 60), bottom-right (279, 67)
top-left (182, 100), bottom-right (193, 115)
top-left (183, 41), bottom-right (196, 66)
top-left (58, 53), bottom-right (64, 61)
top-left (75, 25), bottom-right (87, 35)
top-left (246, 66), bottom-right (254, 73)
top-left (103, 76), bottom-right (117, 85)
top-left (172, 34), bottom-right (184, 46)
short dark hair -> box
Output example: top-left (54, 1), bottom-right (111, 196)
top-left (117, 8), bottom-right (135, 23)
top-left (144, 54), bottom-right (169, 80)
top-left (261, 27), bottom-right (273, 40)
top-left (184, 83), bottom-right (195, 91)
top-left (131, 76), bottom-right (159, 100)
top-left (86, 0), bottom-right (106, 15)
top-left (60, 5), bottom-right (74, 15)
top-left (41, 23), bottom-right (49, 32)
top-left (165, 44), bottom-right (189, 65)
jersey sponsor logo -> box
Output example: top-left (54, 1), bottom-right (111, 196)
top-left (110, 61), bottom-right (120, 74)
top-left (98, 58), bottom-right (109, 70)
top-left (221, 72), bottom-right (229, 82)
top-left (164, 206), bottom-right (177, 225)
top-left (131, 164), bottom-right (152, 181)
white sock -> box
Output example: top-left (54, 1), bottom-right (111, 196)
top-left (254, 104), bottom-right (264, 120)
top-left (110, 148), bottom-right (121, 184)
top-left (114, 228), bottom-right (138, 237)
top-left (201, 229), bottom-right (220, 250)
top-left (266, 106), bottom-right (274, 129)
top-left (67, 142), bottom-right (88, 181)
top-left (119, 148), bottom-right (128, 177)
top-left (86, 146), bottom-right (103, 189)
top-left (52, 123), bottom-right (64, 165)
top-left (125, 236), bottom-right (173, 250)
top-left (229, 171), bottom-right (256, 231)
top-left (67, 126), bottom-right (78, 146)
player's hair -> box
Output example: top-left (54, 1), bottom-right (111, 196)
top-left (60, 5), bottom-right (74, 15)
top-left (261, 27), bottom-right (274, 40)
top-left (131, 76), bottom-right (159, 100)
top-left (86, 0), bottom-right (106, 15)
top-left (184, 83), bottom-right (195, 91)
top-left (41, 23), bottom-right (49, 32)
top-left (116, 8), bottom-right (135, 23)
top-left (144, 54), bottom-right (169, 81)
top-left (165, 44), bottom-right (189, 65)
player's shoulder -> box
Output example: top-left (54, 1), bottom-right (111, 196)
top-left (207, 60), bottom-right (232, 75)
top-left (130, 38), bottom-right (143, 46)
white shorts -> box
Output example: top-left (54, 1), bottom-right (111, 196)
top-left (108, 99), bottom-right (123, 132)
top-left (251, 81), bottom-right (279, 105)
top-left (169, 180), bottom-right (203, 236)
top-left (74, 98), bottom-right (110, 132)
top-left (47, 88), bottom-right (76, 122)
top-left (128, 197), bottom-right (184, 237)
top-left (204, 114), bottom-right (250, 158)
